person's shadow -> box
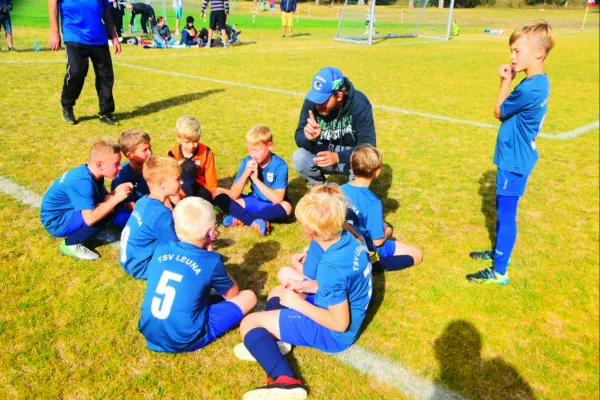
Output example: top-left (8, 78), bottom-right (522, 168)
top-left (358, 269), bottom-right (385, 333)
top-left (433, 320), bottom-right (537, 400)
top-left (371, 163), bottom-right (400, 218)
top-left (78, 89), bottom-right (225, 122)
top-left (478, 170), bottom-right (497, 248)
top-left (226, 240), bottom-right (280, 295)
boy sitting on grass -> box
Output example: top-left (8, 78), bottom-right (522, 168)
top-left (341, 144), bottom-right (423, 272)
top-left (168, 116), bottom-right (218, 203)
top-left (138, 197), bottom-right (257, 353)
top-left (41, 140), bottom-right (132, 260)
top-left (119, 156), bottom-right (181, 279)
top-left (213, 125), bottom-right (292, 237)
top-left (234, 187), bottom-right (373, 399)
top-left (111, 129), bottom-right (153, 229)
top-left (468, 20), bottom-right (554, 285)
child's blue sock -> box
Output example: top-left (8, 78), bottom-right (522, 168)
top-left (253, 204), bottom-right (288, 222)
top-left (244, 327), bottom-right (295, 380)
top-left (374, 255), bottom-right (414, 272)
top-left (65, 221), bottom-right (104, 245)
top-left (213, 194), bottom-right (256, 226)
top-left (494, 195), bottom-right (519, 275)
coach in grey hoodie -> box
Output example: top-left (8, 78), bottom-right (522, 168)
top-left (294, 67), bottom-right (377, 186)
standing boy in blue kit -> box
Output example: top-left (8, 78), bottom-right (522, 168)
top-left (468, 21), bottom-right (555, 285)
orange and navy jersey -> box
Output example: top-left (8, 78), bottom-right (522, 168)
top-left (168, 143), bottom-right (218, 196)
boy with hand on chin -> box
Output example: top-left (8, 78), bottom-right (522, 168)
top-left (41, 140), bottom-right (132, 260)
top-left (468, 21), bottom-right (554, 285)
top-left (138, 197), bottom-right (256, 353)
top-left (213, 125), bottom-right (292, 236)
top-left (119, 156), bottom-right (181, 279)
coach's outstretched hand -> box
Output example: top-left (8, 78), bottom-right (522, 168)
top-left (112, 36), bottom-right (122, 55)
top-left (304, 110), bottom-right (322, 141)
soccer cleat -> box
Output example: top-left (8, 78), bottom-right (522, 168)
top-left (466, 267), bottom-right (509, 285)
top-left (59, 240), bottom-right (100, 261)
top-left (62, 107), bottom-right (76, 124)
top-left (243, 375), bottom-right (307, 400)
top-left (223, 215), bottom-right (245, 228)
top-left (8, 47), bottom-right (18, 52)
top-left (98, 114), bottom-right (119, 126)
top-left (470, 249), bottom-right (494, 261)
top-left (234, 341), bottom-right (292, 362)
top-left (251, 219), bottom-right (269, 236)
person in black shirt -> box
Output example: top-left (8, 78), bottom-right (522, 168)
top-left (126, 2), bottom-right (156, 34)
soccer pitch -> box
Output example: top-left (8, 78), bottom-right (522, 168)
top-left (0, 1), bottom-right (598, 398)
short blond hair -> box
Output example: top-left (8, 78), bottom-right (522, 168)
top-left (174, 197), bottom-right (216, 241)
top-left (510, 20), bottom-right (555, 58)
top-left (89, 139), bottom-right (121, 162)
top-left (246, 124), bottom-right (273, 145)
top-left (176, 116), bottom-right (201, 141)
top-left (118, 129), bottom-right (151, 155)
top-left (143, 156), bottom-right (181, 185)
top-left (350, 144), bottom-right (382, 179)
top-left (295, 187), bottom-right (346, 241)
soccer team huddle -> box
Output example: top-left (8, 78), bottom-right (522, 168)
top-left (39, 20), bottom-right (554, 399)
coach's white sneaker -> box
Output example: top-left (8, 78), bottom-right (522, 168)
top-left (59, 241), bottom-right (100, 261)
top-left (234, 341), bottom-right (292, 362)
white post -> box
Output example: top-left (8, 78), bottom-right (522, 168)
top-left (367, 0), bottom-right (376, 45)
top-left (252, 6), bottom-right (256, 22)
top-left (309, 4), bottom-right (311, 15)
top-left (401, 9), bottom-right (404, 23)
top-left (296, 5), bottom-right (300, 22)
top-left (336, 6), bottom-right (340, 18)
top-left (444, 0), bottom-right (455, 39)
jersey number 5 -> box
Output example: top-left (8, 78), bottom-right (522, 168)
top-left (151, 270), bottom-right (183, 319)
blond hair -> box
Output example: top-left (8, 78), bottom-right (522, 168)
top-left (143, 156), bottom-right (181, 185)
top-left (118, 128), bottom-right (151, 155)
top-left (246, 124), bottom-right (273, 145)
top-left (89, 139), bottom-right (121, 162)
top-left (510, 20), bottom-right (555, 58)
top-left (350, 144), bottom-right (382, 179)
top-left (310, 184), bottom-right (364, 244)
top-left (174, 197), bottom-right (216, 241)
top-left (176, 116), bottom-right (201, 141)
top-left (295, 188), bottom-right (346, 241)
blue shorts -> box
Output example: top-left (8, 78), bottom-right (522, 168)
top-left (112, 209), bottom-right (131, 230)
top-left (190, 300), bottom-right (244, 351)
top-left (58, 210), bottom-right (85, 237)
top-left (496, 168), bottom-right (529, 197)
top-left (279, 296), bottom-right (350, 354)
top-left (173, 7), bottom-right (183, 19)
top-left (241, 194), bottom-right (274, 213)
top-left (1, 14), bottom-right (12, 34)
top-left (270, 3), bottom-right (275, 8)
top-left (374, 240), bottom-right (396, 258)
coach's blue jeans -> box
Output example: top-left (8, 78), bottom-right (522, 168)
top-left (154, 35), bottom-right (178, 48)
top-left (292, 147), bottom-right (354, 186)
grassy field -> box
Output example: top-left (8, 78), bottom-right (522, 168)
top-left (0, 1), bottom-right (598, 399)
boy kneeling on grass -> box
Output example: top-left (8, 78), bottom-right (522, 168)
top-left (41, 139), bottom-right (132, 260)
top-left (138, 197), bottom-right (256, 353)
top-left (234, 187), bottom-right (373, 400)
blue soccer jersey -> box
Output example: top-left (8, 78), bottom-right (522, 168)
top-left (302, 240), bottom-right (324, 280)
top-left (41, 164), bottom-right (108, 237)
top-left (138, 241), bottom-right (234, 353)
top-left (314, 230), bottom-right (373, 345)
top-left (119, 196), bottom-right (178, 279)
top-left (341, 183), bottom-right (385, 251)
top-left (494, 74), bottom-right (550, 175)
top-left (59, 0), bottom-right (111, 45)
top-left (111, 162), bottom-right (150, 206)
top-left (234, 153), bottom-right (288, 202)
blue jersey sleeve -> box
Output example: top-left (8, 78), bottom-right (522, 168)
top-left (210, 257), bottom-right (234, 296)
top-left (111, 170), bottom-right (136, 204)
top-left (234, 158), bottom-right (248, 184)
top-left (67, 180), bottom-right (98, 211)
top-left (152, 209), bottom-right (178, 243)
top-left (272, 162), bottom-right (288, 190)
top-left (318, 266), bottom-right (348, 307)
top-left (500, 81), bottom-right (535, 121)
top-left (366, 199), bottom-right (385, 241)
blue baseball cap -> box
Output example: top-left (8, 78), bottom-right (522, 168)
top-left (306, 67), bottom-right (345, 104)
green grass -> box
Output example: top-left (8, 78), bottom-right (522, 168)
top-left (0, 2), bottom-right (599, 399)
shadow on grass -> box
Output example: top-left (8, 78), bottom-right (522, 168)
top-left (78, 89), bottom-right (225, 122)
top-left (371, 163), bottom-right (399, 218)
top-left (479, 170), bottom-right (497, 248)
top-left (359, 271), bottom-right (385, 333)
top-left (433, 320), bottom-right (536, 400)
top-left (227, 240), bottom-right (280, 294)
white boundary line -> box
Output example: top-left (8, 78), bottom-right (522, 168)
top-left (0, 175), bottom-right (464, 400)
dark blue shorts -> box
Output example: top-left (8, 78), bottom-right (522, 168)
top-left (1, 13), bottom-right (12, 34)
top-left (190, 300), bottom-right (244, 351)
top-left (112, 209), bottom-right (131, 230)
top-left (374, 240), bottom-right (396, 258)
top-left (59, 210), bottom-right (85, 237)
top-left (496, 168), bottom-right (529, 197)
top-left (279, 295), bottom-right (350, 354)
top-left (241, 194), bottom-right (274, 213)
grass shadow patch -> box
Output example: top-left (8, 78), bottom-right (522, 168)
top-left (479, 169), bottom-right (497, 248)
top-left (227, 240), bottom-right (281, 293)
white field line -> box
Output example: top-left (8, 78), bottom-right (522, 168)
top-left (1, 175), bottom-right (464, 400)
